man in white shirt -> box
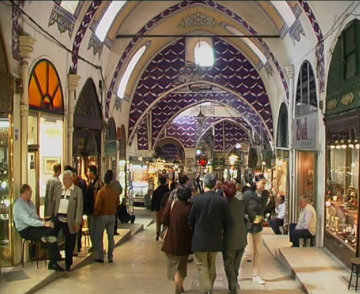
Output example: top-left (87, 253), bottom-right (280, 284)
top-left (289, 196), bottom-right (317, 247)
top-left (269, 195), bottom-right (286, 234)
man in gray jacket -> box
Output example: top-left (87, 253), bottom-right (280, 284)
top-left (53, 169), bottom-right (83, 271)
top-left (188, 174), bottom-right (232, 294)
top-left (44, 163), bottom-right (61, 219)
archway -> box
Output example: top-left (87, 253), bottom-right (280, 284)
top-left (73, 78), bottom-right (103, 177)
top-left (276, 103), bottom-right (289, 148)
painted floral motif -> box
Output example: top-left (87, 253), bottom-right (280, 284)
top-left (327, 99), bottom-right (338, 111)
top-left (341, 92), bottom-right (355, 106)
top-left (177, 11), bottom-right (219, 29)
top-left (48, 4), bottom-right (76, 38)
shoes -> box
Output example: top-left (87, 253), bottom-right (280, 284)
top-left (48, 262), bottom-right (64, 272)
top-left (252, 276), bottom-right (265, 285)
top-left (247, 259), bottom-right (252, 262)
top-left (108, 259), bottom-right (113, 263)
top-left (94, 259), bottom-right (104, 263)
top-left (187, 257), bottom-right (193, 263)
top-left (66, 266), bottom-right (71, 271)
top-left (155, 236), bottom-right (159, 241)
top-left (88, 247), bottom-right (95, 252)
top-left (114, 232), bottom-right (119, 236)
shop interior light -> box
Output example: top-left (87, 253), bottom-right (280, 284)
top-left (195, 149), bottom-right (202, 156)
top-left (335, 145), bottom-right (341, 149)
top-left (229, 154), bottom-right (238, 165)
top-left (3, 199), bottom-right (10, 207)
top-left (235, 143), bottom-right (241, 149)
top-left (341, 144), bottom-right (347, 149)
top-left (330, 145), bottom-right (335, 149)
top-left (1, 181), bottom-right (7, 189)
top-left (356, 144), bottom-right (360, 149)
top-left (349, 144), bottom-right (354, 149)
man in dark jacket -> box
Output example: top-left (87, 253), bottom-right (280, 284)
top-left (84, 165), bottom-right (103, 251)
top-left (241, 174), bottom-right (269, 285)
top-left (188, 174), bottom-right (233, 294)
top-left (222, 182), bottom-right (255, 294)
top-left (151, 176), bottom-right (169, 241)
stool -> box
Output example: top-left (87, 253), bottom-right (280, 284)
top-left (301, 236), bottom-right (316, 247)
top-left (348, 257), bottom-right (360, 290)
top-left (21, 239), bottom-right (47, 269)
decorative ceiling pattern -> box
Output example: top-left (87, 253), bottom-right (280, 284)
top-left (212, 121), bottom-right (249, 151)
top-left (150, 91), bottom-right (263, 147)
top-left (129, 37), bottom-right (273, 142)
top-left (137, 117), bottom-right (148, 150)
top-left (104, 0), bottom-right (289, 117)
top-left (149, 116), bottom-right (250, 150)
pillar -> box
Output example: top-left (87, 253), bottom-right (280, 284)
top-left (67, 74), bottom-right (80, 165)
top-left (285, 65), bottom-right (296, 223)
top-left (19, 35), bottom-right (35, 184)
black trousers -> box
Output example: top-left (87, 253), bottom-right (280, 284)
top-left (53, 220), bottom-right (76, 268)
top-left (120, 214), bottom-right (135, 223)
top-left (19, 226), bottom-right (59, 264)
top-left (114, 214), bottom-right (118, 234)
top-left (269, 218), bottom-right (284, 235)
top-left (289, 223), bottom-right (313, 247)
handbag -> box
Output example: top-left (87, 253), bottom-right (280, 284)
top-left (160, 200), bottom-right (176, 243)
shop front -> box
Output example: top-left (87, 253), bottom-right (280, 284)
top-left (27, 59), bottom-right (65, 219)
top-left (0, 39), bottom-right (13, 267)
top-left (324, 19), bottom-right (360, 267)
top-left (117, 125), bottom-right (127, 200)
top-left (73, 78), bottom-right (103, 179)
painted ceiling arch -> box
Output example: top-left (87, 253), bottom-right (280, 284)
top-left (104, 0), bottom-right (292, 117)
top-left (148, 93), bottom-right (262, 148)
top-left (195, 119), bottom-right (250, 152)
top-left (129, 37), bottom-right (273, 144)
top-left (153, 116), bottom-right (251, 151)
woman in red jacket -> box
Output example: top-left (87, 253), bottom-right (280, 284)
top-left (161, 186), bottom-right (192, 294)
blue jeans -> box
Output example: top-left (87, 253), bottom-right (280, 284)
top-left (95, 214), bottom-right (115, 261)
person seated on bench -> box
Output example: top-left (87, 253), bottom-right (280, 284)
top-left (117, 198), bottom-right (135, 223)
top-left (269, 195), bottom-right (286, 235)
top-left (13, 184), bottom-right (64, 271)
top-left (289, 196), bottom-right (317, 247)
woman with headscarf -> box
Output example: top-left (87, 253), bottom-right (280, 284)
top-left (161, 186), bottom-right (193, 294)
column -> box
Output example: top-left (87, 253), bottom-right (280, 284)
top-left (19, 35), bottom-right (35, 184)
top-left (67, 74), bottom-right (80, 165)
top-left (285, 65), bottom-right (296, 223)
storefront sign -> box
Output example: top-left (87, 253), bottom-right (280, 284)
top-left (293, 112), bottom-right (318, 150)
top-left (105, 140), bottom-right (117, 156)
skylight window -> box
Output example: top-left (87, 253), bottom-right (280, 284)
top-left (60, 0), bottom-right (79, 15)
top-left (226, 25), bottom-right (267, 65)
top-left (271, 1), bottom-right (296, 28)
top-left (194, 41), bottom-right (214, 67)
top-left (117, 45), bottom-right (147, 99)
top-left (95, 1), bottom-right (127, 42)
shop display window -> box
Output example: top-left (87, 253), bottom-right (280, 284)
top-left (326, 142), bottom-right (359, 251)
top-left (0, 118), bottom-right (10, 247)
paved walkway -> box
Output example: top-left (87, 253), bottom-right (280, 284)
top-left (34, 214), bottom-right (304, 294)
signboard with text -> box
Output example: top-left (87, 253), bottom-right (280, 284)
top-left (293, 112), bottom-right (318, 150)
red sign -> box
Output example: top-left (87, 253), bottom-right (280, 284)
top-left (199, 158), bottom-right (208, 166)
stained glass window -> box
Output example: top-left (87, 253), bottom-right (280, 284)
top-left (29, 60), bottom-right (64, 114)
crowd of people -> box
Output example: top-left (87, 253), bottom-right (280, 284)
top-left (13, 163), bottom-right (134, 271)
top-left (152, 173), bottom-right (318, 294)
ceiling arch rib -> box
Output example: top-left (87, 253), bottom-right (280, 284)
top-left (154, 115), bottom-right (252, 150)
top-left (154, 117), bottom-right (250, 152)
top-left (104, 0), bottom-right (289, 117)
top-left (149, 93), bottom-right (262, 148)
top-left (128, 37), bottom-right (273, 144)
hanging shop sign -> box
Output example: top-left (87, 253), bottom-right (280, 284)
top-left (293, 111), bottom-right (318, 150)
top-left (105, 140), bottom-right (117, 156)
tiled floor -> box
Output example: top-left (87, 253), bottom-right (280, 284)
top-left (34, 215), bottom-right (304, 294)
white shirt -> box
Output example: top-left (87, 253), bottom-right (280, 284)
top-left (275, 202), bottom-right (286, 219)
top-left (58, 184), bottom-right (74, 222)
top-left (296, 204), bottom-right (317, 235)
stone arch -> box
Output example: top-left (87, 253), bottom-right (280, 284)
top-left (154, 137), bottom-right (185, 162)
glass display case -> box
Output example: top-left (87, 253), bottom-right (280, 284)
top-left (326, 143), bottom-right (359, 251)
top-left (0, 117), bottom-right (11, 266)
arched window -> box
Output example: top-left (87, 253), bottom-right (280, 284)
top-left (295, 61), bottom-right (317, 116)
top-left (194, 41), bottom-right (214, 67)
top-left (117, 45), bottom-right (147, 99)
top-left (95, 1), bottom-right (127, 42)
top-left (29, 59), bottom-right (64, 114)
